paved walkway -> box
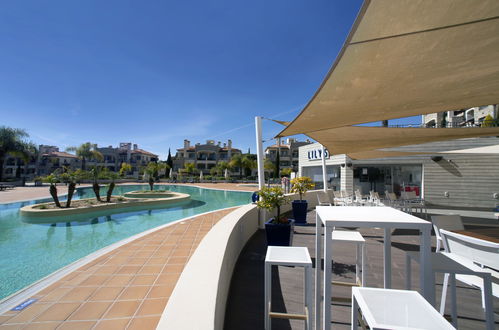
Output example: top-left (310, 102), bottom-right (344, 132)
top-left (0, 186), bottom-right (70, 204)
top-left (0, 207), bottom-right (236, 330)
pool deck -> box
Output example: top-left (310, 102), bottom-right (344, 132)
top-left (0, 206), bottom-right (238, 329)
top-left (0, 183), bottom-right (257, 205)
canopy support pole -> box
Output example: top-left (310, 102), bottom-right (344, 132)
top-left (321, 145), bottom-right (328, 192)
top-left (255, 116), bottom-right (266, 229)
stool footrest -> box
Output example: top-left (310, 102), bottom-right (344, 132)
top-left (331, 280), bottom-right (360, 287)
top-left (331, 296), bottom-right (352, 302)
top-left (269, 312), bottom-right (307, 320)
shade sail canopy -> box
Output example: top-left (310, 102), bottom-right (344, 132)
top-left (307, 126), bottom-right (499, 156)
top-left (278, 0), bottom-right (499, 137)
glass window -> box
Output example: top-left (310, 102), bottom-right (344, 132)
top-left (302, 165), bottom-right (341, 190)
top-left (353, 164), bottom-right (422, 197)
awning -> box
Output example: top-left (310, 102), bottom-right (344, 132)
top-left (278, 0), bottom-right (499, 137)
top-left (442, 144), bottom-right (499, 154)
top-left (307, 126), bottom-right (499, 155)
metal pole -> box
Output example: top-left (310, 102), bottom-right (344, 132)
top-left (255, 117), bottom-right (265, 190)
top-left (255, 116), bottom-right (266, 229)
top-left (321, 145), bottom-right (328, 192)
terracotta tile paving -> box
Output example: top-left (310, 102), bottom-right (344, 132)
top-left (0, 207), bottom-right (236, 329)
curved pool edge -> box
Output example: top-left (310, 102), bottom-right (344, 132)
top-left (0, 204), bottom-right (244, 315)
top-left (156, 183), bottom-right (257, 194)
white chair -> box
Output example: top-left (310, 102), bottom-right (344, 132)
top-left (354, 189), bottom-right (368, 206)
top-left (351, 287), bottom-right (454, 330)
top-left (368, 191), bottom-right (382, 206)
top-left (384, 191), bottom-right (400, 208)
top-left (401, 190), bottom-right (428, 219)
top-left (440, 229), bottom-right (498, 330)
top-left (331, 230), bottom-right (366, 289)
top-left (341, 190), bottom-right (354, 205)
top-left (405, 250), bottom-right (495, 328)
top-left (317, 191), bottom-right (332, 206)
top-left (431, 215), bottom-right (464, 252)
top-left (264, 246), bottom-right (312, 330)
top-left (331, 190), bottom-right (346, 206)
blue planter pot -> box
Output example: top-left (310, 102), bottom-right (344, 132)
top-left (292, 200), bottom-right (308, 225)
top-left (265, 219), bottom-right (295, 246)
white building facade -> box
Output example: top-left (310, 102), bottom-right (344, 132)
top-left (298, 138), bottom-right (499, 210)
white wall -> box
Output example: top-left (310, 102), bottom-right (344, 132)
top-left (156, 190), bottom-right (321, 330)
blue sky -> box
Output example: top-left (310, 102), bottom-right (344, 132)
top-left (0, 0), bottom-right (420, 159)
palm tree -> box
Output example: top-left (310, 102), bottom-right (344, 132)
top-left (66, 142), bottom-right (103, 170)
top-left (90, 166), bottom-right (103, 201)
top-left (43, 170), bottom-right (62, 208)
top-left (264, 159), bottom-right (276, 179)
top-left (0, 126), bottom-right (32, 182)
top-left (60, 169), bottom-right (81, 208)
top-left (144, 162), bottom-right (167, 190)
top-left (19, 143), bottom-right (37, 186)
top-left (105, 171), bottom-right (119, 202)
top-left (230, 154), bottom-right (256, 178)
top-left (241, 155), bottom-right (256, 178)
top-left (119, 162), bottom-right (132, 177)
top-left (183, 162), bottom-right (196, 175)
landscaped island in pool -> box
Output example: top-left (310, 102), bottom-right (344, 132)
top-left (20, 191), bottom-right (190, 222)
top-left (0, 184), bottom-right (251, 301)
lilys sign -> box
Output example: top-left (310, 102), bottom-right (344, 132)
top-left (308, 148), bottom-right (329, 161)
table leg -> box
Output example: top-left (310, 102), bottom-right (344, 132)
top-left (315, 213), bottom-right (322, 330)
top-left (361, 242), bottom-right (366, 287)
top-left (323, 226), bottom-right (332, 330)
top-left (450, 274), bottom-right (457, 329)
top-left (483, 274), bottom-right (494, 330)
top-left (305, 265), bottom-right (312, 330)
top-left (420, 227), bottom-right (435, 305)
top-left (383, 228), bottom-right (392, 288)
top-left (264, 262), bottom-right (270, 330)
top-left (351, 293), bottom-right (358, 330)
top-left (405, 253), bottom-right (411, 290)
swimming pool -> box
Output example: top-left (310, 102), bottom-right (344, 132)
top-left (0, 185), bottom-right (251, 301)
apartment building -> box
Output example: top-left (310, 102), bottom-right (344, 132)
top-left (173, 139), bottom-right (242, 174)
top-left (265, 138), bottom-right (312, 172)
top-left (1, 143), bottom-right (158, 181)
top-left (423, 105), bottom-right (498, 128)
top-left (92, 143), bottom-right (158, 174)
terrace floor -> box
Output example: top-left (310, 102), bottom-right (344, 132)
top-left (0, 207), bottom-right (236, 330)
top-left (224, 210), bottom-right (499, 330)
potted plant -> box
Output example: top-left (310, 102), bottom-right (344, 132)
top-left (290, 176), bottom-right (315, 225)
top-left (256, 186), bottom-right (293, 246)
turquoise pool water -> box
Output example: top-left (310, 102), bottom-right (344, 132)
top-left (0, 185), bottom-right (251, 300)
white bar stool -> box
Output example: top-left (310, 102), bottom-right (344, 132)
top-left (351, 287), bottom-right (454, 330)
top-left (331, 230), bottom-right (366, 288)
top-left (264, 246), bottom-right (312, 330)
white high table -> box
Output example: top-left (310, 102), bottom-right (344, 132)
top-left (315, 206), bottom-right (434, 330)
